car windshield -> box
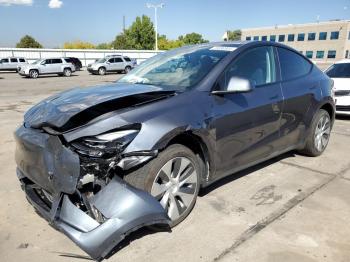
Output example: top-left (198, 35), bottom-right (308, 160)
top-left (96, 58), bottom-right (106, 63)
top-left (32, 60), bottom-right (42, 64)
top-left (326, 63), bottom-right (350, 78)
top-left (118, 45), bottom-right (234, 90)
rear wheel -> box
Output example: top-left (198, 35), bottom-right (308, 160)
top-left (124, 144), bottom-right (200, 227)
top-left (300, 109), bottom-right (331, 156)
top-left (98, 67), bottom-right (106, 75)
top-left (63, 68), bottom-right (72, 77)
top-left (29, 70), bottom-right (39, 79)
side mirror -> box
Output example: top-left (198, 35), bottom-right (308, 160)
top-left (106, 61), bottom-right (111, 64)
top-left (212, 77), bottom-right (255, 95)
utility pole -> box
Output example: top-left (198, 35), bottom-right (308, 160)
top-left (123, 15), bottom-right (126, 31)
top-left (146, 3), bottom-right (165, 51)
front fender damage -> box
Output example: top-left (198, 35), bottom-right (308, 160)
top-left (21, 174), bottom-right (170, 261)
top-left (15, 126), bottom-right (170, 261)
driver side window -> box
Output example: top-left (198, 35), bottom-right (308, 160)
top-left (218, 46), bottom-right (277, 91)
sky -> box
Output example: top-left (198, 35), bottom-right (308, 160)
top-left (0, 0), bottom-right (349, 48)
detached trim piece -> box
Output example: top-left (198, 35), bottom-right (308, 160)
top-left (20, 173), bottom-right (170, 261)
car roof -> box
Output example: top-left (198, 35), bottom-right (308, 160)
top-left (335, 59), bottom-right (350, 64)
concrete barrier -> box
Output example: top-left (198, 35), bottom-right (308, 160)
top-left (0, 48), bottom-right (163, 66)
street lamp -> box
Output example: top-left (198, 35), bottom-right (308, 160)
top-left (146, 3), bottom-right (165, 51)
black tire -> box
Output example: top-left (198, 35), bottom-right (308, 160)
top-left (98, 67), bottom-right (106, 75)
top-left (299, 109), bottom-right (331, 157)
top-left (124, 144), bottom-right (200, 227)
top-left (63, 68), bottom-right (72, 77)
top-left (124, 66), bottom-right (131, 74)
top-left (29, 69), bottom-right (39, 79)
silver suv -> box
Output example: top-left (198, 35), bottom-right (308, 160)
top-left (87, 55), bottom-right (136, 75)
top-left (18, 58), bottom-right (76, 79)
top-left (0, 57), bottom-right (27, 72)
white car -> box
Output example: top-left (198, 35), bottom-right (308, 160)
top-left (18, 58), bottom-right (76, 79)
top-left (87, 55), bottom-right (136, 75)
top-left (325, 60), bottom-right (350, 115)
top-left (0, 57), bottom-right (27, 72)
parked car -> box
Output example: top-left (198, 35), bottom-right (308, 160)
top-left (18, 58), bottom-right (76, 78)
top-left (0, 57), bottom-right (27, 72)
top-left (15, 41), bottom-right (335, 260)
top-left (325, 59), bottom-right (350, 115)
top-left (87, 55), bottom-right (135, 75)
top-left (65, 57), bottom-right (83, 71)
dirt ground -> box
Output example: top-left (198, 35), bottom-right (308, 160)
top-left (0, 70), bottom-right (350, 262)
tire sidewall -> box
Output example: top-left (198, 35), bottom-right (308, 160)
top-left (99, 67), bottom-right (106, 75)
top-left (308, 109), bottom-right (330, 156)
top-left (30, 70), bottom-right (38, 79)
top-left (64, 68), bottom-right (71, 77)
top-left (144, 144), bottom-right (200, 227)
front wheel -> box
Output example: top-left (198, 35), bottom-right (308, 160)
top-left (124, 144), bottom-right (200, 227)
top-left (300, 109), bottom-right (331, 156)
top-left (98, 67), bottom-right (106, 75)
top-left (29, 70), bottom-right (39, 79)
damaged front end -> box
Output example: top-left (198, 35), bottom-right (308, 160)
top-left (14, 124), bottom-right (170, 261)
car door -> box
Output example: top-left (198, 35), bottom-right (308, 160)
top-left (10, 58), bottom-right (18, 70)
top-left (106, 58), bottom-right (115, 71)
top-left (41, 59), bottom-right (53, 73)
top-left (0, 58), bottom-right (10, 70)
top-left (275, 47), bottom-right (317, 149)
top-left (211, 46), bottom-right (283, 179)
top-left (51, 58), bottom-right (63, 73)
top-left (114, 57), bottom-right (125, 70)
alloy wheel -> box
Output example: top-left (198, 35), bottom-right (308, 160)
top-left (151, 157), bottom-right (198, 222)
top-left (314, 114), bottom-right (331, 152)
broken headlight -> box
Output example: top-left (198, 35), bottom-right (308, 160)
top-left (71, 130), bottom-right (139, 158)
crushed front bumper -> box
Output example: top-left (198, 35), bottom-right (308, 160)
top-left (15, 125), bottom-right (170, 261)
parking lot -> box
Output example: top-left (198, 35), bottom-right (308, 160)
top-left (0, 70), bottom-right (350, 262)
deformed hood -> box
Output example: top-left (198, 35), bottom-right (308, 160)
top-left (24, 83), bottom-right (175, 131)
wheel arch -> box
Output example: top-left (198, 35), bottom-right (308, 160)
top-left (164, 131), bottom-right (212, 186)
top-left (320, 102), bottom-right (335, 124)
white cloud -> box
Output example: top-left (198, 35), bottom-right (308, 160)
top-left (48, 0), bottom-right (62, 8)
top-left (0, 0), bottom-right (33, 6)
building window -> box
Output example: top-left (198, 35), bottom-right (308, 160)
top-left (305, 51), bottom-right (313, 59)
top-left (316, 51), bottom-right (324, 59)
top-left (330, 31), bottom-right (339, 40)
top-left (261, 36), bottom-right (267, 41)
top-left (270, 35), bottom-right (276, 42)
top-left (253, 36), bottom-right (259, 41)
top-left (246, 36), bottom-right (251, 41)
top-left (319, 32), bottom-right (327, 40)
top-left (297, 33), bottom-right (305, 41)
top-left (308, 33), bottom-right (316, 41)
top-left (278, 35), bottom-right (285, 42)
top-left (327, 50), bottom-right (336, 58)
top-left (288, 34), bottom-right (295, 42)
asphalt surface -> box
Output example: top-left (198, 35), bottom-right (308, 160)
top-left (0, 70), bottom-right (350, 262)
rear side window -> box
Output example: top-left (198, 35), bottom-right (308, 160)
top-left (115, 57), bottom-right (123, 62)
top-left (10, 58), bottom-right (18, 62)
top-left (19, 58), bottom-right (25, 62)
top-left (124, 57), bottom-right (131, 62)
top-left (325, 63), bottom-right (350, 78)
top-left (219, 46), bottom-right (277, 90)
top-left (277, 47), bottom-right (312, 81)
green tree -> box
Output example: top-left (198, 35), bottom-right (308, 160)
top-left (63, 40), bottom-right (95, 49)
top-left (96, 42), bottom-right (112, 49)
top-left (158, 35), bottom-right (184, 50)
top-left (179, 32), bottom-right (208, 45)
top-left (112, 15), bottom-right (155, 50)
top-left (16, 35), bottom-right (42, 48)
top-left (227, 30), bottom-right (242, 41)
